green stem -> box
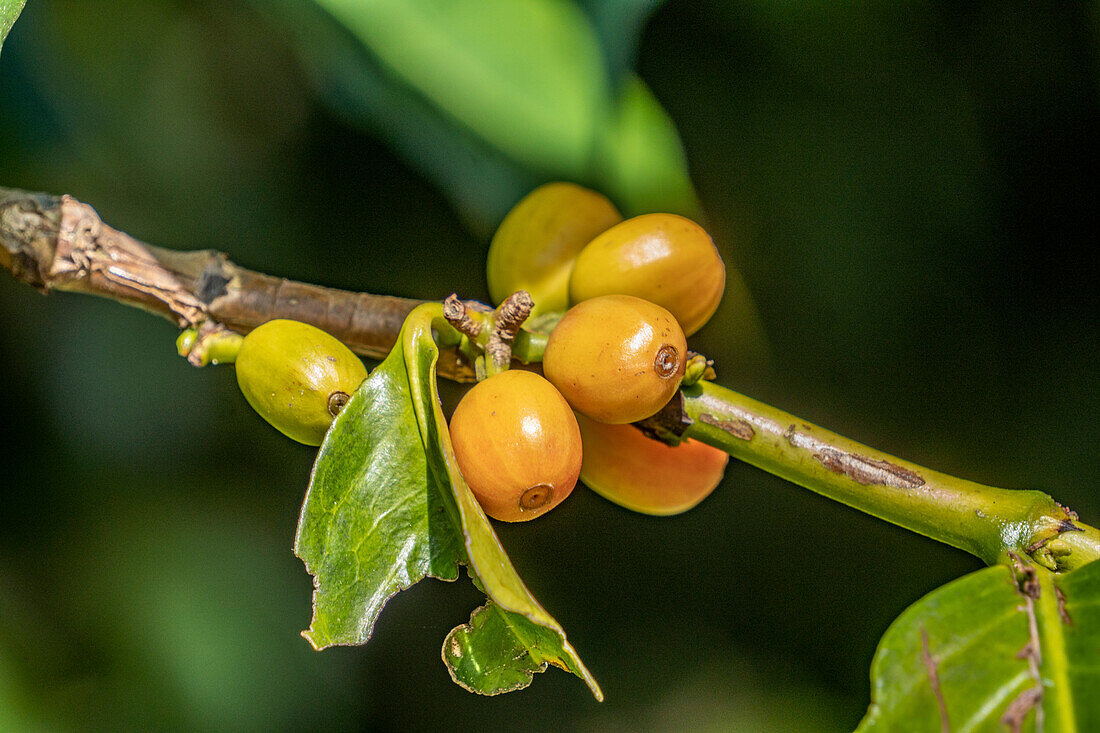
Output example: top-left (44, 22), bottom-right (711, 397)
top-left (513, 329), bottom-right (547, 363)
top-left (681, 381), bottom-right (1100, 571)
top-left (176, 326), bottom-right (243, 366)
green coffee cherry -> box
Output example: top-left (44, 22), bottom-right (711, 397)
top-left (235, 319), bottom-right (367, 445)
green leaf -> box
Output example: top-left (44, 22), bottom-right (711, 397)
top-left (249, 0), bottom-right (537, 236)
top-left (313, 0), bottom-right (610, 177)
top-left (262, 0), bottom-right (735, 238)
top-left (858, 560), bottom-right (1100, 731)
top-left (296, 304), bottom-right (600, 698)
top-left (400, 305), bottom-right (602, 700)
top-left (1052, 561), bottom-right (1100, 726)
top-left (444, 597), bottom-right (593, 696)
top-left (294, 341), bottom-right (465, 649)
top-left (594, 73), bottom-right (702, 219)
top-left (0, 0), bottom-right (26, 57)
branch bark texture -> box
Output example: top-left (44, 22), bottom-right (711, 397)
top-left (0, 187), bottom-right (472, 380)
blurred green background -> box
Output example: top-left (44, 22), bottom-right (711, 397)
top-left (1, 1), bottom-right (1097, 730)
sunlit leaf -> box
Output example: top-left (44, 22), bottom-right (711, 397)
top-left (444, 598), bottom-right (593, 696)
top-left (294, 343), bottom-right (465, 649)
top-left (313, 0), bottom-right (609, 177)
top-left (250, 0), bottom-right (537, 236)
top-left (858, 560), bottom-right (1100, 731)
top-left (0, 0), bottom-right (26, 57)
top-left (594, 73), bottom-right (701, 218)
top-left (256, 0), bottom-right (715, 234)
top-left (401, 305), bottom-right (602, 699)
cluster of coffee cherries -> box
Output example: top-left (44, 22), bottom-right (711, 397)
top-left (228, 182), bottom-right (729, 524)
top-left (450, 183), bottom-right (729, 522)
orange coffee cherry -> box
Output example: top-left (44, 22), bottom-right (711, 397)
top-left (569, 213), bottom-right (725, 335)
top-left (543, 294), bottom-right (687, 424)
top-left (449, 369), bottom-right (582, 522)
top-left (486, 182), bottom-right (621, 317)
top-left (577, 415), bottom-right (728, 516)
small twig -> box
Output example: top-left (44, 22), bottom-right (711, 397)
top-left (486, 290), bottom-right (533, 371)
top-left (443, 293), bottom-right (484, 339)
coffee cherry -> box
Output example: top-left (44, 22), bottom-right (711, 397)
top-left (235, 319), bottom-right (367, 446)
top-left (486, 182), bottom-right (621, 317)
top-left (569, 213), bottom-right (725, 335)
top-left (576, 415), bottom-right (728, 516)
top-left (449, 369), bottom-right (582, 522)
top-left (543, 294), bottom-right (687, 424)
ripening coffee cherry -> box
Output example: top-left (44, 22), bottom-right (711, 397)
top-left (543, 294), bottom-right (687, 424)
top-left (576, 415), bottom-right (728, 516)
top-left (486, 182), bottom-right (621, 317)
top-left (449, 369), bottom-right (582, 522)
top-left (569, 213), bottom-right (725, 335)
top-left (235, 319), bottom-right (367, 446)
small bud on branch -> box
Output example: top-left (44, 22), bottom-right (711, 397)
top-left (486, 290), bottom-right (534, 371)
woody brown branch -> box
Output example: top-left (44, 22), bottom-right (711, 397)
top-left (0, 187), bottom-right (474, 380)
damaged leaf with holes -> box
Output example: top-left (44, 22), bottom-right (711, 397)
top-left (444, 597), bottom-right (593, 696)
top-left (858, 559), bottom-right (1100, 731)
top-left (296, 304), bottom-right (600, 698)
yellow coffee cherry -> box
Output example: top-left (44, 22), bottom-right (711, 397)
top-left (543, 294), bottom-right (687, 424)
top-left (569, 213), bottom-right (725, 335)
top-left (486, 182), bottom-right (621, 317)
top-left (235, 319), bottom-right (367, 446)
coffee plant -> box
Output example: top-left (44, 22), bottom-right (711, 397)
top-left (3, 2), bottom-right (1097, 730)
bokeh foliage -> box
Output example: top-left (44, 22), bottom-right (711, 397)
top-left (1, 0), bottom-right (1098, 730)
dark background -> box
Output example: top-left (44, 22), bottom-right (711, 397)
top-left (1, 1), bottom-right (1097, 730)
